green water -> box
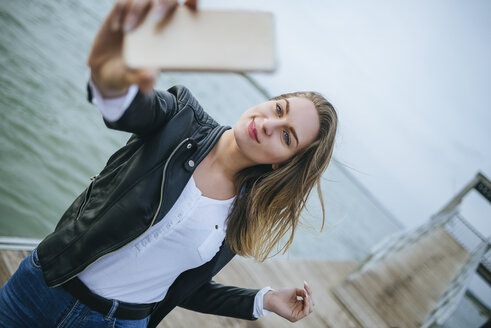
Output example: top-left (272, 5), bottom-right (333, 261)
top-left (0, 0), bottom-right (401, 261)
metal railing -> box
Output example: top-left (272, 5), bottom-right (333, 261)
top-left (422, 241), bottom-right (489, 328)
top-left (0, 236), bottom-right (40, 250)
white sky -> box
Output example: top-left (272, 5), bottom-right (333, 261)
top-left (205, 0), bottom-right (491, 233)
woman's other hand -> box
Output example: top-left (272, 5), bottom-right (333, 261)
top-left (88, 0), bottom-right (197, 97)
top-left (263, 281), bottom-right (315, 322)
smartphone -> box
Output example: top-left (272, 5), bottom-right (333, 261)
top-left (123, 6), bottom-right (276, 72)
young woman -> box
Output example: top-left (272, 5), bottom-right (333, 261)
top-left (0, 1), bottom-right (338, 327)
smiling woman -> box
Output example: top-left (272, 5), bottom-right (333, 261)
top-left (228, 91), bottom-right (337, 262)
top-left (0, 1), bottom-right (337, 327)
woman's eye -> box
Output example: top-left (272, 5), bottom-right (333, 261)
top-left (283, 130), bottom-right (291, 146)
top-left (276, 104), bottom-right (283, 116)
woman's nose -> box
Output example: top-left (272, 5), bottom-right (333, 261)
top-left (262, 118), bottom-right (283, 136)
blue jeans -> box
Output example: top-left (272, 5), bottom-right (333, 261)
top-left (0, 249), bottom-right (149, 328)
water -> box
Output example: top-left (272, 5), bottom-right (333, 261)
top-left (0, 0), bottom-right (401, 263)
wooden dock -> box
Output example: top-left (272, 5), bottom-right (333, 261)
top-left (333, 227), bottom-right (470, 328)
top-left (0, 246), bottom-right (360, 327)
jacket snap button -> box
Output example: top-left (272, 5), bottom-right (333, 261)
top-left (187, 143), bottom-right (192, 149)
top-left (188, 160), bottom-right (195, 167)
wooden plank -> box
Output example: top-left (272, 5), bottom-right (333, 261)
top-left (332, 281), bottom-right (390, 328)
top-left (0, 249), bottom-right (29, 286)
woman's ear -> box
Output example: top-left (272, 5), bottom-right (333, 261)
top-left (272, 163), bottom-right (279, 170)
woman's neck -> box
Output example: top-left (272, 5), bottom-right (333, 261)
top-left (209, 129), bottom-right (254, 179)
top-left (192, 129), bottom-right (253, 199)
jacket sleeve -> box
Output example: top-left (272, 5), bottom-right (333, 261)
top-left (88, 83), bottom-right (179, 138)
top-left (179, 280), bottom-right (260, 320)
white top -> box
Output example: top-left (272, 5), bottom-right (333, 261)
top-left (80, 82), bottom-right (272, 317)
top-left (78, 176), bottom-right (232, 303)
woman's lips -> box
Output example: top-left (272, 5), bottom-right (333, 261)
top-left (248, 119), bottom-right (259, 143)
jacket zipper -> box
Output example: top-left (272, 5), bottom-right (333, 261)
top-left (53, 138), bottom-right (191, 287)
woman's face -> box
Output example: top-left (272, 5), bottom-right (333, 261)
top-left (234, 97), bottom-right (320, 166)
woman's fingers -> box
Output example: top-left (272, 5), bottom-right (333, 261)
top-left (304, 281), bottom-right (315, 305)
top-left (302, 281), bottom-right (314, 314)
top-left (123, 0), bottom-right (153, 31)
top-left (304, 281), bottom-right (313, 294)
top-left (107, 0), bottom-right (183, 35)
top-left (303, 292), bottom-right (311, 316)
top-left (108, 0), bottom-right (153, 32)
top-left (111, 0), bottom-right (126, 31)
top-left (152, 0), bottom-right (178, 23)
top-left (184, 0), bottom-right (198, 10)
top-left (293, 288), bottom-right (309, 318)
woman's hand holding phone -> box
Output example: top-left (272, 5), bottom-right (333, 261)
top-left (87, 0), bottom-right (196, 98)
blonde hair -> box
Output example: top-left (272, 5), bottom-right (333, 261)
top-left (225, 92), bottom-right (338, 261)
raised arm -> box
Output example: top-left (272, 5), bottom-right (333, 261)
top-left (87, 0), bottom-right (198, 136)
top-left (88, 0), bottom-right (197, 96)
top-left (87, 0), bottom-right (165, 98)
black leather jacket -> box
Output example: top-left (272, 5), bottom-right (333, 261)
top-left (37, 85), bottom-right (258, 326)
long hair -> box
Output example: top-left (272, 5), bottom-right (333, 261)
top-left (225, 91), bottom-right (338, 261)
